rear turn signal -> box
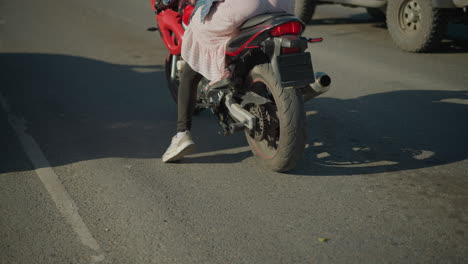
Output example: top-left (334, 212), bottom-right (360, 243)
top-left (270, 22), bottom-right (303, 37)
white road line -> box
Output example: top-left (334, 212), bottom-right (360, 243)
top-left (0, 92), bottom-right (105, 263)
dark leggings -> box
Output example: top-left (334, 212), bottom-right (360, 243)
top-left (176, 63), bottom-right (199, 132)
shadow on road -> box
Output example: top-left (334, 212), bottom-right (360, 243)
top-left (0, 53), bottom-right (248, 173)
top-left (1, 53), bottom-right (467, 175)
top-left (296, 90), bottom-right (468, 176)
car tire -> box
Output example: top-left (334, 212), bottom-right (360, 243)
top-left (387, 0), bottom-right (447, 52)
top-left (294, 0), bottom-right (317, 24)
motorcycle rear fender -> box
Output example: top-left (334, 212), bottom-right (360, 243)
top-left (226, 14), bottom-right (304, 57)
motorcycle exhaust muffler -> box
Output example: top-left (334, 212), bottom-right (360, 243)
top-left (303, 72), bottom-right (332, 102)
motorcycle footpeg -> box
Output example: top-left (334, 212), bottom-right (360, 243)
top-left (208, 78), bottom-right (231, 89)
top-left (205, 78), bottom-right (231, 97)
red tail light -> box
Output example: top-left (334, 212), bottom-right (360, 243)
top-left (270, 22), bottom-right (303, 37)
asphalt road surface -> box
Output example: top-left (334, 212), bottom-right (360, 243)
top-left (1, 0), bottom-right (468, 263)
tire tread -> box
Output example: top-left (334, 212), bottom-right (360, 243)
top-left (246, 63), bottom-right (306, 172)
top-left (387, 0), bottom-right (447, 52)
top-left (294, 0), bottom-right (317, 24)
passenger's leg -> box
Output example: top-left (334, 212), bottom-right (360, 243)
top-left (176, 63), bottom-right (199, 132)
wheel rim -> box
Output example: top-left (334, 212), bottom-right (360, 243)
top-left (399, 0), bottom-right (422, 33)
top-left (246, 80), bottom-right (280, 159)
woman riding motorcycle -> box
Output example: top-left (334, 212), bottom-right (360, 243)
top-left (161, 0), bottom-right (295, 163)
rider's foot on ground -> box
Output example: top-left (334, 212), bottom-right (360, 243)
top-left (162, 131), bottom-right (196, 163)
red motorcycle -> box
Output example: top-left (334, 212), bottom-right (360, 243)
top-left (150, 0), bottom-right (331, 172)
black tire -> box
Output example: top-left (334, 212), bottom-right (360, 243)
top-left (366, 8), bottom-right (386, 21)
top-left (165, 53), bottom-right (179, 103)
top-left (245, 64), bottom-right (306, 172)
top-left (294, 0), bottom-right (317, 24)
top-left (386, 0), bottom-right (447, 52)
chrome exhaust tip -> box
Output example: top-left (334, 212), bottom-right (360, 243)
top-left (304, 72), bottom-right (332, 102)
top-left (311, 73), bottom-right (331, 93)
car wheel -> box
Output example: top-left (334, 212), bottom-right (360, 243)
top-left (387, 0), bottom-right (448, 52)
top-left (294, 0), bottom-right (317, 24)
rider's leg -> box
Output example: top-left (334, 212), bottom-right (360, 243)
top-left (163, 63), bottom-right (198, 163)
top-left (176, 63), bottom-right (199, 132)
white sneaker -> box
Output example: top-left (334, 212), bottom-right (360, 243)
top-left (162, 131), bottom-right (195, 163)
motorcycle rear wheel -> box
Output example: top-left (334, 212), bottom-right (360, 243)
top-left (245, 63), bottom-right (306, 172)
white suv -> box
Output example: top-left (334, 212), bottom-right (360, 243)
top-left (294, 0), bottom-right (468, 52)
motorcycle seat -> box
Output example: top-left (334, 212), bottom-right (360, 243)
top-left (238, 12), bottom-right (291, 30)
